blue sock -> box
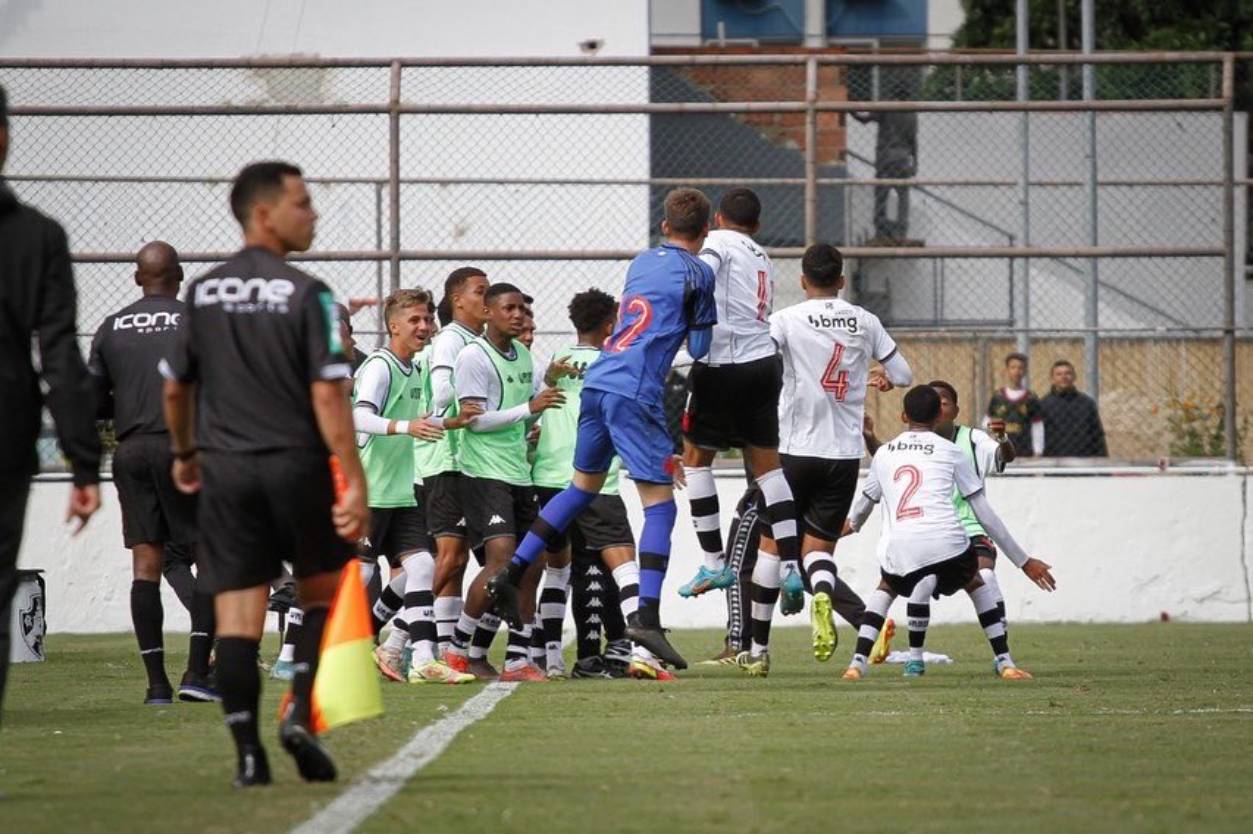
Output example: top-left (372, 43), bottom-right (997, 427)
top-left (637, 500), bottom-right (677, 609)
top-left (511, 484), bottom-right (597, 569)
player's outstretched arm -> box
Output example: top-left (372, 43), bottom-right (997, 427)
top-left (311, 380), bottom-right (369, 541)
top-left (879, 350), bottom-right (913, 389)
top-left (967, 490), bottom-right (1055, 591)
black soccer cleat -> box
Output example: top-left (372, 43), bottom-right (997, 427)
top-left (279, 719), bottom-right (337, 783)
top-left (233, 745), bottom-right (272, 788)
top-left (571, 655), bottom-right (614, 679)
top-left (485, 572), bottom-right (524, 631)
top-left (144, 684), bottom-right (174, 705)
top-left (625, 610), bottom-right (688, 671)
top-left (177, 670), bottom-right (221, 703)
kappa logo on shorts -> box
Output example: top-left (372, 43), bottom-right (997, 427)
top-left (586, 598), bottom-right (602, 609)
top-left (585, 614), bottom-right (601, 625)
top-left (586, 566), bottom-right (602, 576)
top-left (488, 514), bottom-right (506, 525)
top-left (456, 517), bottom-right (466, 526)
top-left (586, 582), bottom-right (603, 592)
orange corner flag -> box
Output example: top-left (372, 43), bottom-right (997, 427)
top-left (308, 561), bottom-right (384, 733)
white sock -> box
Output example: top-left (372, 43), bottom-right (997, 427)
top-left (906, 575), bottom-right (937, 662)
top-left (612, 561), bottom-right (641, 619)
top-left (687, 466), bottom-right (724, 570)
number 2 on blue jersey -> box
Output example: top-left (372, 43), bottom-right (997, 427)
top-left (607, 295), bottom-right (653, 353)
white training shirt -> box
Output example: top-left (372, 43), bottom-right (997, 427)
top-left (861, 430), bottom-right (983, 576)
top-left (770, 297), bottom-right (900, 460)
top-left (698, 229), bottom-right (776, 365)
top-left (429, 321), bottom-right (481, 413)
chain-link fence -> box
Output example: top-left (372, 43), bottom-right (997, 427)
top-left (1, 52), bottom-right (1244, 465)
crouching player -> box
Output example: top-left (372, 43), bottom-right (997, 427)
top-left (841, 385), bottom-right (1056, 681)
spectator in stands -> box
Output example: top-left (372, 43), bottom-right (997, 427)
top-left (1040, 359), bottom-right (1108, 457)
top-left (853, 72), bottom-right (919, 244)
top-left (986, 352), bottom-right (1043, 457)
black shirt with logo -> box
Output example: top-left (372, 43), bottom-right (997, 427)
top-left (160, 247), bottom-right (351, 453)
top-left (89, 295), bottom-right (185, 442)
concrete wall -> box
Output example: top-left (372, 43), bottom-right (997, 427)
top-left (19, 469), bottom-right (1252, 634)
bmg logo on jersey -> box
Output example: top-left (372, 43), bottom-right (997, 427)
top-left (807, 312), bottom-right (860, 334)
top-left (195, 276), bottom-right (295, 313)
top-left (113, 310), bottom-right (180, 333)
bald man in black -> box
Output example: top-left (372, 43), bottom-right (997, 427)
top-left (89, 242), bottom-right (216, 704)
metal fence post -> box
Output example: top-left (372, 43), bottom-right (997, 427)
top-left (373, 180), bottom-right (385, 344)
top-left (1222, 53), bottom-right (1238, 459)
top-left (1016, 3), bottom-right (1032, 362)
top-left (804, 55), bottom-right (818, 247)
top-left (388, 60), bottom-right (402, 294)
top-left (1082, 0), bottom-right (1100, 401)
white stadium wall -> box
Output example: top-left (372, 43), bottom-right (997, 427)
top-left (20, 469), bottom-right (1253, 634)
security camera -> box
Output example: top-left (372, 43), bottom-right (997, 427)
top-left (579, 39), bottom-right (604, 55)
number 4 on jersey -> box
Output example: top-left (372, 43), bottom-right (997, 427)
top-left (821, 343), bottom-right (849, 401)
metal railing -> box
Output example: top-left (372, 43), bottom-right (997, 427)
top-left (1, 51), bottom-right (1243, 461)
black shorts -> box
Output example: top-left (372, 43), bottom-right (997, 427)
top-left (112, 434), bottom-right (198, 548)
top-left (536, 487), bottom-right (635, 553)
top-left (464, 476), bottom-right (538, 548)
top-left (970, 535), bottom-right (997, 563)
top-left (425, 472), bottom-right (467, 539)
top-left (882, 547), bottom-right (979, 599)
top-left (683, 355), bottom-right (782, 451)
top-left (779, 454), bottom-right (860, 541)
top-left (366, 502), bottom-right (432, 561)
top-left (197, 449), bottom-right (353, 594)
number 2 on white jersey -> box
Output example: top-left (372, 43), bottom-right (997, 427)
top-left (820, 343), bottom-right (850, 401)
top-left (893, 464), bottom-right (924, 520)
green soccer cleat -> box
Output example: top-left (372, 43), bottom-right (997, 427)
top-left (678, 564), bottom-right (736, 598)
top-left (903, 659), bottom-right (926, 677)
top-left (735, 650), bottom-right (770, 678)
top-left (779, 563), bottom-right (805, 616)
top-left (810, 591), bottom-right (837, 662)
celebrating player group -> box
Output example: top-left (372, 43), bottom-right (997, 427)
top-left (91, 161), bottom-right (1055, 788)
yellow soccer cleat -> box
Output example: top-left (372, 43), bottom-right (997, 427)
top-left (734, 650), bottom-right (770, 678)
top-left (408, 659), bottom-right (476, 685)
top-left (869, 618), bottom-right (895, 665)
top-left (811, 592), bottom-right (837, 662)
top-left (841, 666), bottom-right (864, 681)
top-left (628, 658), bottom-right (676, 681)
top-left (999, 665), bottom-right (1034, 681)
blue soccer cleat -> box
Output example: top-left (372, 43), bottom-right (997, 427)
top-left (678, 564), bottom-right (736, 598)
top-left (779, 563), bottom-right (805, 615)
top-left (903, 659), bottom-right (926, 677)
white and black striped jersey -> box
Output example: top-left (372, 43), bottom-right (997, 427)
top-left (770, 297), bottom-right (899, 460)
top-left (862, 430), bottom-right (983, 576)
top-left (697, 229), bottom-right (775, 365)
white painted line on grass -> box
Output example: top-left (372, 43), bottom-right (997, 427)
top-left (291, 682), bottom-right (519, 834)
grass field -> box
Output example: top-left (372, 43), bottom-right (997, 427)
top-left (3, 623), bottom-right (1252, 833)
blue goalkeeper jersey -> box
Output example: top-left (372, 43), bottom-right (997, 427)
top-left (583, 243), bottom-right (716, 407)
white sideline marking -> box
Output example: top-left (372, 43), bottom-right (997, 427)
top-left (291, 682), bottom-right (519, 834)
